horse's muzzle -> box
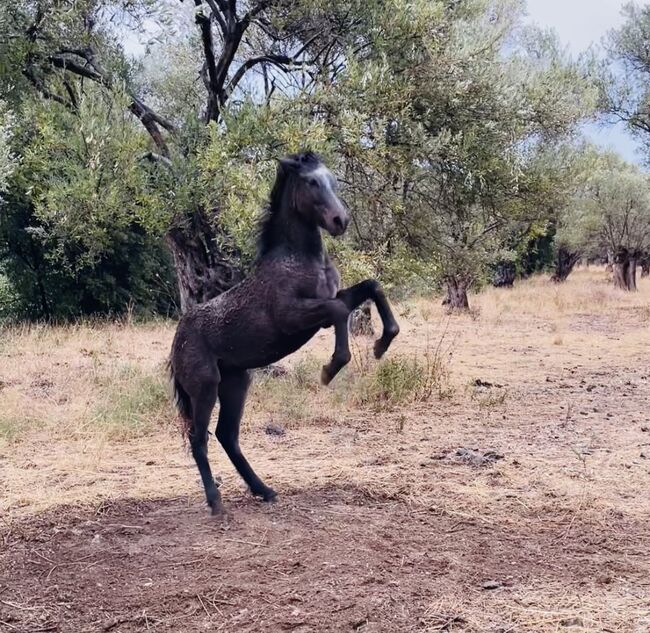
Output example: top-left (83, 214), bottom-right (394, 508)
top-left (323, 208), bottom-right (349, 237)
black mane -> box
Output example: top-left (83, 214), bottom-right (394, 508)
top-left (256, 151), bottom-right (323, 258)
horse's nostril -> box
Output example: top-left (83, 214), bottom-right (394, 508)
top-left (333, 216), bottom-right (343, 229)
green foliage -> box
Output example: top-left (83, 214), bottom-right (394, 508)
top-left (310, 0), bottom-right (599, 297)
top-left (588, 157), bottom-right (650, 255)
top-left (0, 0), bottom-right (607, 318)
top-left (0, 92), bottom-right (178, 319)
top-left (555, 150), bottom-right (650, 259)
top-left (606, 2), bottom-right (650, 162)
top-left (0, 100), bottom-right (16, 197)
top-left (0, 272), bottom-right (19, 320)
top-left (17, 92), bottom-right (170, 259)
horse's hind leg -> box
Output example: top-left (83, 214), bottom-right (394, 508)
top-left (216, 369), bottom-right (277, 502)
top-left (337, 279), bottom-right (399, 359)
top-left (189, 378), bottom-right (222, 515)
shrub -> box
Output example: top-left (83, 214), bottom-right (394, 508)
top-left (356, 348), bottom-right (452, 409)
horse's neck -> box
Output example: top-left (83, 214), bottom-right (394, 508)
top-left (268, 208), bottom-right (324, 261)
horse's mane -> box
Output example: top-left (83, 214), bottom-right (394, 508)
top-left (256, 151), bottom-right (322, 258)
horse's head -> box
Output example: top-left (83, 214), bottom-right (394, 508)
top-left (279, 152), bottom-right (349, 237)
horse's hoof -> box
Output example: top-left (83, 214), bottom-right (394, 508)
top-left (263, 489), bottom-right (278, 503)
top-left (253, 486), bottom-right (277, 503)
top-left (321, 365), bottom-right (333, 386)
top-left (373, 338), bottom-right (388, 359)
top-left (209, 500), bottom-right (226, 516)
top-left (374, 327), bottom-right (399, 359)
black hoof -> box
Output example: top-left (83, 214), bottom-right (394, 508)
top-left (252, 486), bottom-right (277, 503)
top-left (373, 338), bottom-right (389, 359)
top-left (321, 365), bottom-right (333, 386)
top-left (374, 327), bottom-right (399, 359)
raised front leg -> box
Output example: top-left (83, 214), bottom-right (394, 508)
top-left (320, 308), bottom-right (352, 385)
top-left (337, 279), bottom-right (400, 359)
top-left (277, 297), bottom-right (352, 385)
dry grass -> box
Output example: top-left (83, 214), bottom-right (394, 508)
top-left (1, 266), bottom-right (650, 631)
top-left (1, 266), bottom-right (649, 511)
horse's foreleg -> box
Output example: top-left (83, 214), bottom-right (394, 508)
top-left (216, 369), bottom-right (276, 502)
top-left (337, 279), bottom-right (400, 358)
top-left (321, 310), bottom-right (352, 385)
top-left (277, 298), bottom-right (352, 385)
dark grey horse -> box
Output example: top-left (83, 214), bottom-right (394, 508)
top-left (169, 151), bottom-right (399, 514)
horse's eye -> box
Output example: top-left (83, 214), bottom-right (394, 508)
top-left (309, 178), bottom-right (320, 188)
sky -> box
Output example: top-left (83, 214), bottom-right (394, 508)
top-left (525, 0), bottom-right (644, 164)
top-left (122, 0), bottom-right (646, 164)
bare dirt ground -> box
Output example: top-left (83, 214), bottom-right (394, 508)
top-left (1, 269), bottom-right (650, 632)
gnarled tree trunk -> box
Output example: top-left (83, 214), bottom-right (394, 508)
top-left (349, 301), bottom-right (374, 336)
top-left (627, 252), bottom-right (638, 291)
top-left (551, 247), bottom-right (580, 283)
top-left (613, 248), bottom-right (637, 291)
top-left (166, 209), bottom-right (242, 312)
top-left (493, 261), bottom-right (515, 287)
top-left (443, 276), bottom-right (470, 311)
top-left (640, 254), bottom-right (649, 278)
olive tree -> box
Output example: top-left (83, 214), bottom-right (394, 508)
top-left (591, 164), bottom-right (650, 290)
top-left (606, 2), bottom-right (650, 158)
top-left (317, 0), bottom-right (598, 309)
top-left (1, 0), bottom-right (350, 312)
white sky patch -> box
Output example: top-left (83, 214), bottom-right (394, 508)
top-left (525, 0), bottom-right (628, 56)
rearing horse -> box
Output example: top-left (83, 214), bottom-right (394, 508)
top-left (169, 151), bottom-right (399, 514)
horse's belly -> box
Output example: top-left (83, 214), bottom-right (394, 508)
top-left (220, 328), bottom-right (320, 369)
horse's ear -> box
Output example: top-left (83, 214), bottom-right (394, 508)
top-left (278, 157), bottom-right (302, 172)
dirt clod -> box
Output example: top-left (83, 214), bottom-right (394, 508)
top-left (482, 580), bottom-right (503, 590)
top-left (265, 422), bottom-right (286, 436)
top-left (453, 448), bottom-right (505, 467)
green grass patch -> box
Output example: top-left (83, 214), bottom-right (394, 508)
top-left (93, 363), bottom-right (174, 440)
top-left (0, 414), bottom-right (43, 444)
top-left (355, 352), bottom-right (451, 408)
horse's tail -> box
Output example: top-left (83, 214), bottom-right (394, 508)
top-left (167, 360), bottom-right (193, 439)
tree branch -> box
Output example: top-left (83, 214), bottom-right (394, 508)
top-left (245, 0), bottom-right (273, 21)
top-left (222, 33), bottom-right (322, 102)
top-left (36, 48), bottom-right (176, 153)
top-left (204, 0), bottom-right (227, 35)
top-left (48, 55), bottom-right (105, 83)
top-left (141, 151), bottom-right (173, 167)
top-left (194, 1), bottom-right (222, 122)
top-left (22, 69), bottom-right (77, 113)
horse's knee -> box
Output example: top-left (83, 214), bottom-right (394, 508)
top-left (385, 322), bottom-right (400, 339)
top-left (365, 278), bottom-right (381, 295)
